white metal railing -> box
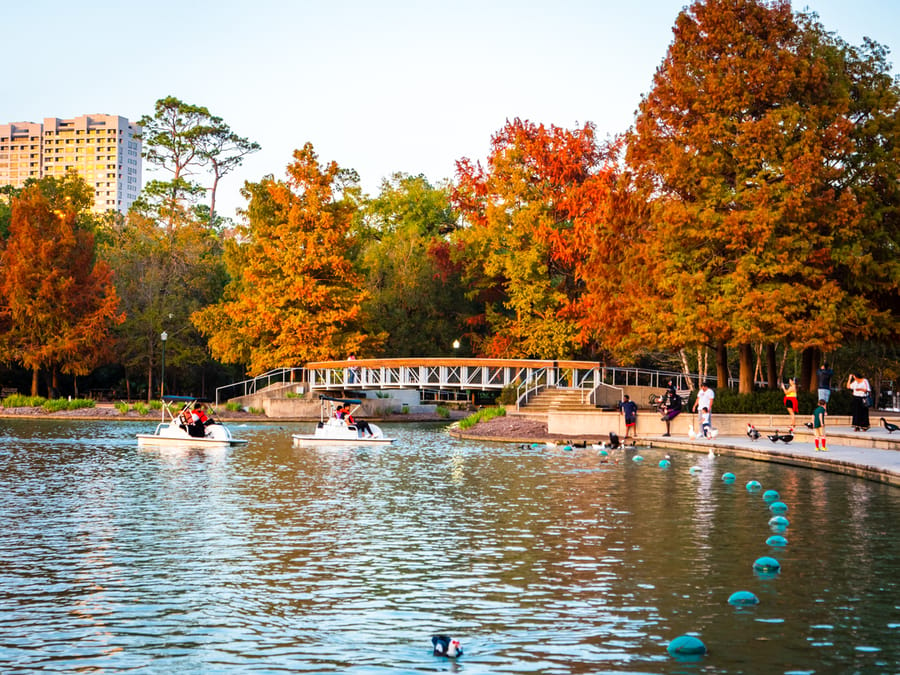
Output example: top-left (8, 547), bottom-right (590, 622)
top-left (215, 367), bottom-right (305, 406)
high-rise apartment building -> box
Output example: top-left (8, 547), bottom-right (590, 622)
top-left (0, 113), bottom-right (141, 215)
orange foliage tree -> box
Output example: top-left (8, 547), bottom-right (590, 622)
top-left (0, 182), bottom-right (123, 396)
top-left (193, 144), bottom-right (382, 375)
top-left (451, 118), bottom-right (602, 358)
top-left (601, 0), bottom-right (874, 392)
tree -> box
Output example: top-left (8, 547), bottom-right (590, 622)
top-left (137, 96), bottom-right (212, 228)
top-left (0, 178), bottom-right (122, 396)
top-left (451, 119), bottom-right (601, 358)
top-left (358, 173), bottom-right (471, 356)
top-left (193, 143), bottom-right (382, 374)
top-left (619, 0), bottom-right (876, 392)
top-left (194, 119), bottom-right (261, 225)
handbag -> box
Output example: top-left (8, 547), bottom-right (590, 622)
top-left (865, 391), bottom-right (874, 408)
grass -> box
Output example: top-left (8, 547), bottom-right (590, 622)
top-left (226, 402), bottom-right (242, 412)
top-left (2, 394), bottom-right (47, 408)
top-left (435, 405), bottom-right (451, 419)
top-left (42, 398), bottom-right (96, 412)
top-left (458, 406), bottom-right (506, 430)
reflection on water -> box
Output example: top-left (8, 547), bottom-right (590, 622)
top-left (0, 418), bottom-right (898, 674)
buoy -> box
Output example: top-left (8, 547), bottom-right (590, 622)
top-left (768, 515), bottom-right (790, 531)
top-left (763, 489), bottom-right (780, 503)
top-left (632, 455), bottom-right (644, 462)
top-left (746, 480), bottom-right (762, 492)
top-left (753, 556), bottom-right (781, 573)
top-left (722, 472), bottom-right (736, 483)
top-left (766, 535), bottom-right (788, 547)
top-left (659, 459), bottom-right (671, 468)
top-left (769, 501), bottom-right (788, 514)
top-left (728, 590), bottom-right (760, 606)
top-left (667, 634), bottom-right (707, 659)
top-left (599, 449), bottom-right (609, 457)
top-left (563, 445), bottom-right (573, 452)
top-left (689, 465), bottom-right (702, 474)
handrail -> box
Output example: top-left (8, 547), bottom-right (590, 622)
top-left (215, 367), bottom-right (306, 406)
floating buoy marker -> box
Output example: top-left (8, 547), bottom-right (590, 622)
top-left (753, 556), bottom-right (781, 573)
top-left (746, 480), bottom-right (762, 492)
top-left (766, 535), bottom-right (788, 547)
top-left (769, 501), bottom-right (788, 514)
top-left (728, 590), bottom-right (760, 606)
top-left (722, 472), bottom-right (736, 483)
top-left (659, 459), bottom-right (671, 469)
top-left (769, 515), bottom-right (790, 531)
top-left (667, 634), bottom-right (707, 660)
top-left (763, 489), bottom-right (780, 503)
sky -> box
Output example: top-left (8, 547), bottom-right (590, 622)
top-left (5, 0), bottom-right (900, 220)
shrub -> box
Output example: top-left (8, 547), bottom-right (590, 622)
top-left (458, 406), bottom-right (506, 430)
top-left (42, 398), bottom-right (96, 412)
top-left (497, 381), bottom-right (521, 406)
top-left (115, 401), bottom-right (130, 414)
top-left (249, 406), bottom-right (264, 415)
top-left (694, 387), bottom-right (851, 416)
top-left (401, 404), bottom-right (409, 414)
top-left (133, 402), bottom-right (150, 415)
top-left (149, 399), bottom-right (163, 410)
top-left (2, 394), bottom-right (46, 408)
top-left (226, 402), bottom-right (242, 412)
top-left (436, 405), bottom-right (451, 419)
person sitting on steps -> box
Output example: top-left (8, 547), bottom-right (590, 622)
top-left (659, 385), bottom-right (682, 437)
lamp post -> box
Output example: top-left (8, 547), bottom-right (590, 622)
top-left (160, 331), bottom-right (168, 399)
top-left (452, 339), bottom-right (460, 351)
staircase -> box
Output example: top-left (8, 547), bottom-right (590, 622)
top-left (516, 387), bottom-right (597, 420)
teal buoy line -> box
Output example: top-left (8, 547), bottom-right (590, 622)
top-left (769, 501), bottom-right (788, 514)
top-left (763, 489), bottom-right (780, 503)
top-left (667, 635), bottom-right (707, 660)
top-left (722, 472), bottom-right (736, 483)
top-left (632, 455), bottom-right (644, 462)
top-left (659, 459), bottom-right (671, 469)
top-left (746, 480), bottom-right (762, 492)
top-left (728, 590), bottom-right (760, 606)
top-left (766, 535), bottom-right (788, 547)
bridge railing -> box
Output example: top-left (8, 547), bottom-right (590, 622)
top-left (215, 367), bottom-right (306, 406)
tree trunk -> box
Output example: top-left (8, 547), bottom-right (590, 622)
top-left (739, 343), bottom-right (754, 394)
top-left (31, 368), bottom-right (39, 397)
top-left (800, 347), bottom-right (815, 392)
top-left (806, 348), bottom-right (821, 393)
top-left (716, 343), bottom-right (728, 389)
top-left (766, 343), bottom-right (778, 390)
top-left (147, 362), bottom-right (153, 404)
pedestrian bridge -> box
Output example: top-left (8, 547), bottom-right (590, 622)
top-left (216, 358), bottom-right (692, 409)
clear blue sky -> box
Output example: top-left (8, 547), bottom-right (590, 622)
top-left (5, 0), bottom-right (899, 219)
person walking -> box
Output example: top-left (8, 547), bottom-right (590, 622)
top-left (692, 382), bottom-right (715, 427)
top-left (812, 399), bottom-right (828, 452)
top-left (848, 373), bottom-right (871, 431)
top-left (620, 394), bottom-right (638, 440)
top-left (817, 363), bottom-right (834, 403)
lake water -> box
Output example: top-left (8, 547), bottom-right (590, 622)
top-left (0, 418), bottom-right (897, 674)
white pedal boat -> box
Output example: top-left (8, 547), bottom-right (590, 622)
top-left (292, 396), bottom-right (396, 447)
top-left (137, 397), bottom-right (248, 448)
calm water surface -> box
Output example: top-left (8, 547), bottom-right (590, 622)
top-left (0, 418), bottom-right (898, 674)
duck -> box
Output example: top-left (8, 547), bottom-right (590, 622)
top-left (767, 430), bottom-right (781, 443)
top-left (747, 424), bottom-right (761, 441)
top-left (432, 635), bottom-right (463, 658)
top-left (687, 424), bottom-right (698, 440)
top-left (881, 417), bottom-right (899, 434)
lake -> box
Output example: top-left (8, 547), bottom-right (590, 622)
top-left (0, 418), bottom-right (897, 674)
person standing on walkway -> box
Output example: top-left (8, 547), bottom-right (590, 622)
top-left (692, 382), bottom-right (715, 427)
top-left (848, 373), bottom-right (871, 431)
top-left (781, 377), bottom-right (799, 428)
top-left (813, 399), bottom-right (828, 452)
top-left (619, 394), bottom-right (638, 440)
top-left (817, 363), bottom-right (834, 403)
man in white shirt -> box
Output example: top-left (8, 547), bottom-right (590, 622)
top-left (693, 381), bottom-right (715, 425)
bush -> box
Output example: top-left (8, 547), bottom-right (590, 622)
top-left (115, 401), bottom-right (130, 414)
top-left (226, 402), bottom-right (242, 412)
top-left (458, 406), bottom-right (506, 430)
top-left (149, 399), bottom-right (163, 410)
top-left (2, 394), bottom-right (46, 408)
top-left (133, 402), bottom-right (150, 415)
top-left (249, 406), bottom-right (264, 415)
top-left (42, 398), bottom-right (96, 412)
top-left (497, 381), bottom-right (521, 406)
top-left (436, 405), bottom-right (451, 419)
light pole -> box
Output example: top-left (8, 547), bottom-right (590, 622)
top-left (160, 331), bottom-right (168, 399)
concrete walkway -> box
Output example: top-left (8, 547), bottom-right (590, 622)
top-left (641, 425), bottom-right (900, 487)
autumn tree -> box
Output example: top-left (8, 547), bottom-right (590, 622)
top-left (616, 0), bottom-right (879, 392)
top-left (193, 144), bottom-right (382, 374)
top-left (0, 177), bottom-right (122, 396)
top-left (451, 118), bottom-right (601, 358)
top-left (358, 173), bottom-right (472, 356)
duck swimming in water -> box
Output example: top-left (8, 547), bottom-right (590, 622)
top-left (432, 635), bottom-right (462, 657)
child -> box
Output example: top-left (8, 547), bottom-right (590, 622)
top-left (813, 399), bottom-right (828, 452)
top-left (700, 406), bottom-right (712, 439)
top-left (620, 394), bottom-right (638, 439)
top-left (782, 377), bottom-right (798, 428)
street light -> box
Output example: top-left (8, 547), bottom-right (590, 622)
top-left (160, 331), bottom-right (168, 399)
top-left (452, 339), bottom-right (460, 351)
